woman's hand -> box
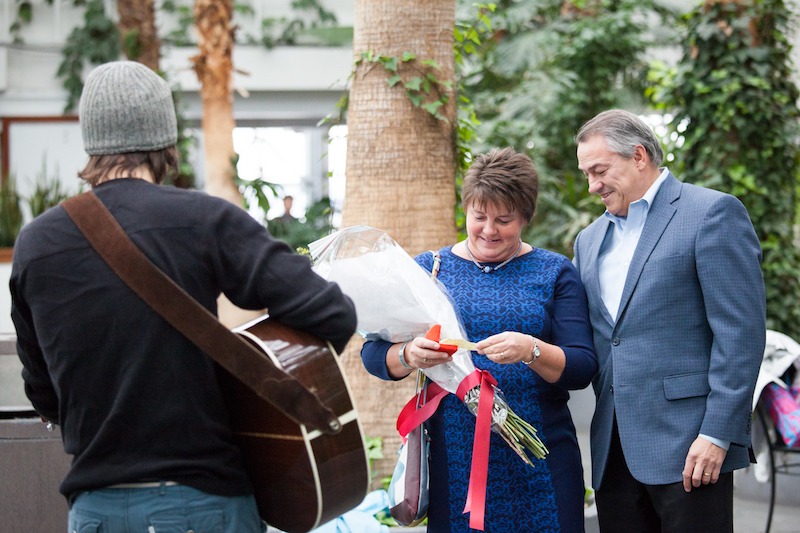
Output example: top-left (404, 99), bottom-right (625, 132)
top-left (388, 336), bottom-right (453, 378)
top-left (476, 331), bottom-right (535, 365)
top-left (476, 331), bottom-right (567, 383)
top-left (406, 336), bottom-right (454, 369)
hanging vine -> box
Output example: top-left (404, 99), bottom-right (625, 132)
top-left (57, 0), bottom-right (121, 113)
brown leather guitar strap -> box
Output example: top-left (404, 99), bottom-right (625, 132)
top-left (61, 191), bottom-right (340, 435)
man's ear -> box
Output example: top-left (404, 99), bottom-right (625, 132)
top-left (633, 144), bottom-right (649, 169)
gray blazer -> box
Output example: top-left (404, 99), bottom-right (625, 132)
top-left (573, 173), bottom-right (766, 488)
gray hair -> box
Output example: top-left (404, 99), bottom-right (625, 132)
top-left (576, 109), bottom-right (663, 167)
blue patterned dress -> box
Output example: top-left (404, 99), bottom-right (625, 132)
top-left (362, 246), bottom-right (597, 532)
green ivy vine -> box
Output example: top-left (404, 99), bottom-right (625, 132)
top-left (57, 0), bottom-right (120, 113)
top-left (323, 3), bottom-right (496, 235)
top-left (356, 50), bottom-right (453, 121)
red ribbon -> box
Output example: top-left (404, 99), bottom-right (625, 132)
top-left (396, 381), bottom-right (448, 440)
top-left (456, 369), bottom-right (497, 531)
top-left (393, 324), bottom-right (498, 533)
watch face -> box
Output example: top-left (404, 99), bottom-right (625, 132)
top-left (533, 343), bottom-right (541, 358)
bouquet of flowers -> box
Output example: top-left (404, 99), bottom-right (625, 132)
top-left (309, 225), bottom-right (547, 466)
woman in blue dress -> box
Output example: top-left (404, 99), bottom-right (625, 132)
top-left (361, 147), bottom-right (598, 532)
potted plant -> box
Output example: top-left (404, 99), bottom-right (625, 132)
top-left (27, 170), bottom-right (72, 219)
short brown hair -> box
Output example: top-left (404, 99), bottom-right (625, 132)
top-left (78, 146), bottom-right (180, 187)
top-left (462, 147), bottom-right (538, 223)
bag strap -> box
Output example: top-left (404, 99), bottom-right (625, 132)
top-left (396, 380), bottom-right (448, 438)
top-left (429, 250), bottom-right (441, 280)
top-left (61, 191), bottom-right (340, 434)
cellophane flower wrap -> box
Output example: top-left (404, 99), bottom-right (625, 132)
top-left (309, 226), bottom-right (547, 466)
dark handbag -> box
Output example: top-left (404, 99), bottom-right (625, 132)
top-left (388, 373), bottom-right (448, 525)
top-left (388, 373), bottom-right (432, 526)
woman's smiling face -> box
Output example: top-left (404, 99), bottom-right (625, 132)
top-left (465, 201), bottom-right (525, 263)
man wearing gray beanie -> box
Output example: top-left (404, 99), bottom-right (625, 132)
top-left (10, 61), bottom-right (357, 533)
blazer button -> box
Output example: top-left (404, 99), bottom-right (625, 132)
top-left (612, 337), bottom-right (620, 346)
top-left (610, 385), bottom-right (614, 393)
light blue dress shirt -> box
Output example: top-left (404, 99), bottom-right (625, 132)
top-left (598, 169), bottom-right (668, 320)
top-left (597, 168), bottom-right (730, 452)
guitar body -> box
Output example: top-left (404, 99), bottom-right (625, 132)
top-left (219, 315), bottom-right (369, 533)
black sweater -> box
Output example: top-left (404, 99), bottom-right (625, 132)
top-left (10, 179), bottom-right (356, 501)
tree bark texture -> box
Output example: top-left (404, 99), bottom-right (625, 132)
top-left (191, 0), bottom-right (241, 206)
top-left (342, 0), bottom-right (457, 487)
top-left (191, 0), bottom-right (262, 327)
top-left (343, 0), bottom-right (458, 256)
top-left (116, 0), bottom-right (160, 70)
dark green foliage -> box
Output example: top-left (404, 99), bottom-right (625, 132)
top-left (268, 197), bottom-right (335, 252)
top-left (457, 0), bottom-right (669, 255)
top-left (234, 172), bottom-right (334, 252)
top-left (27, 170), bottom-right (73, 218)
top-left (57, 0), bottom-right (121, 113)
top-left (649, 0), bottom-right (800, 338)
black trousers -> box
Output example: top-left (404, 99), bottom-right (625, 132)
top-left (596, 420), bottom-right (733, 533)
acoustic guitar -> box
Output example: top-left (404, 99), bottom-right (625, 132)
top-left (220, 315), bottom-right (370, 533)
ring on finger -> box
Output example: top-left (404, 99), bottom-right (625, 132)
top-left (423, 357), bottom-right (427, 363)
top-left (702, 472), bottom-right (711, 477)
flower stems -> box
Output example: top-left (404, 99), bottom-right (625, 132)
top-left (463, 385), bottom-right (549, 467)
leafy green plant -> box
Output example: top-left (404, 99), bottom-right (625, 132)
top-left (161, 0), bottom-right (348, 49)
top-left (9, 0), bottom-right (34, 44)
top-left (458, 0), bottom-right (670, 255)
top-left (234, 173), bottom-right (282, 224)
top-left (27, 166), bottom-right (73, 218)
top-left (365, 435), bottom-right (384, 482)
top-left (57, 0), bottom-right (121, 112)
top-left (160, 0), bottom-right (195, 46)
top-left (453, 3), bottom-right (497, 238)
top-left (355, 50), bottom-right (454, 122)
top-left (648, 0), bottom-right (800, 338)
top-left (0, 176), bottom-right (24, 247)
top-left (234, 168), bottom-right (333, 252)
top-left (267, 197), bottom-right (335, 252)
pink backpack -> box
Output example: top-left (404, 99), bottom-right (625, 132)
top-left (762, 382), bottom-right (800, 447)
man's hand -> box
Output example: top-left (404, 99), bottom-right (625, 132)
top-left (682, 436), bottom-right (727, 492)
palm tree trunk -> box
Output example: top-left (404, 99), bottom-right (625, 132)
top-left (191, 0), bottom-right (240, 206)
top-left (191, 0), bottom-right (261, 327)
top-left (116, 0), bottom-right (160, 70)
top-left (343, 0), bottom-right (458, 486)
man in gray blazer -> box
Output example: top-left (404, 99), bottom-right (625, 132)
top-left (573, 109), bottom-right (766, 532)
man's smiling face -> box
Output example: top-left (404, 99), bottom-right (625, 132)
top-left (577, 135), bottom-right (650, 217)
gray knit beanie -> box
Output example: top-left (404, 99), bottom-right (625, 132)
top-left (79, 61), bottom-right (178, 155)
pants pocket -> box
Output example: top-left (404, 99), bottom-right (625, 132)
top-left (148, 507), bottom-right (224, 533)
top-left (68, 509), bottom-right (105, 533)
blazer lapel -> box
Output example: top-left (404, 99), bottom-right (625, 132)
top-left (616, 174), bottom-right (681, 323)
